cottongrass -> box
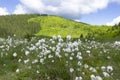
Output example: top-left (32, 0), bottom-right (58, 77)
top-left (0, 35), bottom-right (119, 80)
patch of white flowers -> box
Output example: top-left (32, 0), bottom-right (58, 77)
top-left (0, 35), bottom-right (118, 80)
top-left (90, 74), bottom-right (102, 80)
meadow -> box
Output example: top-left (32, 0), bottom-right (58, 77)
top-left (0, 14), bottom-right (120, 80)
top-left (0, 36), bottom-right (120, 80)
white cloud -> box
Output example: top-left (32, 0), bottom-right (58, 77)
top-left (106, 16), bottom-right (120, 26)
top-left (13, 0), bottom-right (120, 19)
top-left (12, 0), bottom-right (110, 19)
top-left (0, 7), bottom-right (9, 15)
top-left (13, 4), bottom-right (27, 14)
top-left (110, 0), bottom-right (120, 4)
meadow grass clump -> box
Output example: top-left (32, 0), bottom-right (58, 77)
top-left (0, 14), bottom-right (40, 38)
top-left (0, 35), bottom-right (120, 80)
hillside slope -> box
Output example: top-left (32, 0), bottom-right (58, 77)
top-left (0, 14), bottom-right (40, 38)
top-left (29, 15), bottom-right (111, 38)
top-left (0, 14), bottom-right (119, 39)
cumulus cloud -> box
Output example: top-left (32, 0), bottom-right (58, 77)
top-left (12, 0), bottom-right (110, 19)
top-left (0, 7), bottom-right (9, 15)
top-left (13, 4), bottom-right (27, 14)
top-left (110, 0), bottom-right (120, 4)
top-left (13, 0), bottom-right (120, 19)
top-left (106, 16), bottom-right (120, 26)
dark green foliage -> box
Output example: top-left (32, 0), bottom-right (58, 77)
top-left (0, 14), bottom-right (40, 38)
top-left (80, 34), bottom-right (83, 38)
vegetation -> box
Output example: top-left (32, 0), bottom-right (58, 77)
top-left (0, 36), bottom-right (120, 80)
top-left (0, 14), bottom-right (120, 39)
top-left (29, 16), bottom-right (112, 38)
top-left (0, 14), bottom-right (40, 38)
top-left (0, 14), bottom-right (120, 80)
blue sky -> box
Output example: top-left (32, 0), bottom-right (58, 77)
top-left (80, 2), bottom-right (120, 25)
top-left (0, 0), bottom-right (120, 25)
top-left (0, 0), bottom-right (19, 13)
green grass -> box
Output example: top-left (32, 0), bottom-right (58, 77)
top-left (28, 15), bottom-right (112, 38)
top-left (0, 14), bottom-right (120, 80)
top-left (0, 14), bottom-right (40, 38)
top-left (0, 36), bottom-right (120, 80)
top-left (0, 14), bottom-right (119, 39)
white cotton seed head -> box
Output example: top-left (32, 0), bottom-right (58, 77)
top-left (69, 56), bottom-right (73, 60)
top-left (75, 76), bottom-right (82, 80)
top-left (70, 68), bottom-right (74, 73)
top-left (107, 66), bottom-right (113, 72)
top-left (16, 69), bottom-right (20, 73)
top-left (101, 66), bottom-right (106, 71)
top-left (25, 51), bottom-right (29, 56)
top-left (103, 72), bottom-right (110, 77)
top-left (96, 76), bottom-right (102, 80)
top-left (13, 52), bottom-right (17, 57)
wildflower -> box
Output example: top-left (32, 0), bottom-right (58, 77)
top-left (25, 50), bottom-right (29, 56)
top-left (69, 56), bottom-right (73, 60)
top-left (86, 50), bottom-right (91, 56)
top-left (18, 59), bottom-right (22, 63)
top-left (75, 76), bottom-right (82, 80)
top-left (55, 52), bottom-right (62, 58)
top-left (77, 52), bottom-right (81, 55)
top-left (74, 47), bottom-right (79, 51)
top-left (57, 35), bottom-right (61, 39)
top-left (24, 59), bottom-right (29, 64)
top-left (78, 61), bottom-right (82, 66)
top-left (70, 68), bottom-right (74, 73)
top-left (89, 67), bottom-right (97, 72)
top-left (65, 53), bottom-right (68, 57)
top-left (96, 76), bottom-right (102, 80)
top-left (66, 35), bottom-right (71, 40)
top-left (90, 74), bottom-right (96, 80)
top-left (36, 70), bottom-right (40, 74)
top-left (71, 53), bottom-right (75, 56)
top-left (82, 72), bottom-right (85, 75)
top-left (107, 56), bottom-right (111, 59)
top-left (51, 40), bottom-right (55, 44)
top-left (84, 64), bottom-right (89, 69)
top-left (101, 66), bottom-right (106, 71)
top-left (40, 58), bottom-right (44, 64)
top-left (16, 69), bottom-right (20, 73)
top-left (13, 52), bottom-right (17, 57)
top-left (76, 54), bottom-right (82, 60)
top-left (59, 38), bottom-right (63, 42)
top-left (90, 74), bottom-right (102, 80)
top-left (114, 41), bottom-right (120, 46)
top-left (103, 72), bottom-right (110, 77)
top-left (86, 50), bottom-right (90, 54)
top-left (32, 59), bottom-right (38, 64)
top-left (51, 47), bottom-right (56, 51)
top-left (107, 66), bottom-right (113, 72)
top-left (48, 54), bottom-right (53, 58)
top-left (51, 60), bottom-right (54, 63)
top-left (52, 36), bottom-right (57, 40)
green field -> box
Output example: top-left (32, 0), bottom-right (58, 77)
top-left (0, 14), bottom-right (120, 80)
top-left (29, 15), bottom-right (112, 38)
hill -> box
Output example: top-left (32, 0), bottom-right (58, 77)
top-left (0, 14), bottom-right (120, 39)
top-left (0, 14), bottom-right (40, 38)
top-left (29, 15), bottom-right (111, 38)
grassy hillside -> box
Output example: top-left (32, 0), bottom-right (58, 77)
top-left (0, 14), bottom-right (40, 38)
top-left (0, 14), bottom-right (119, 39)
top-left (29, 15), bottom-right (111, 38)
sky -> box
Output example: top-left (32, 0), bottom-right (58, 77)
top-left (0, 0), bottom-right (120, 25)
